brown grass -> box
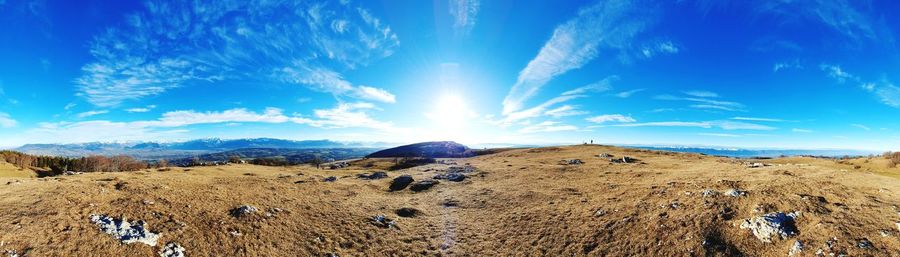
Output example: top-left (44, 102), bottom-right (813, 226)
top-left (1, 145), bottom-right (899, 256)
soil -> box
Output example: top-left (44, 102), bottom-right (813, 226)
top-left (1, 145), bottom-right (899, 256)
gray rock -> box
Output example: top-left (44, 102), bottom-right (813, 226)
top-left (701, 189), bottom-right (718, 197)
top-left (562, 159), bottom-right (584, 165)
top-left (357, 171), bottom-right (388, 180)
top-left (410, 180), bottom-right (439, 192)
top-left (788, 240), bottom-right (803, 256)
top-left (321, 176), bottom-right (337, 182)
top-left (389, 175), bottom-right (414, 191)
top-left (89, 214), bottom-right (160, 246)
top-left (724, 188), bottom-right (747, 197)
top-left (739, 212), bottom-right (800, 243)
top-left (230, 205), bottom-right (259, 218)
top-left (856, 238), bottom-right (873, 249)
top-left (370, 215), bottom-right (396, 228)
top-left (159, 242), bottom-right (186, 257)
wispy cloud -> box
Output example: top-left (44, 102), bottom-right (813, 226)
top-left (757, 0), bottom-right (879, 43)
top-left (614, 88), bottom-right (645, 98)
top-left (697, 132), bottom-right (741, 138)
top-left (683, 90), bottom-right (718, 98)
top-left (0, 112), bottom-right (16, 128)
top-left (27, 105), bottom-right (400, 143)
top-left (502, 0), bottom-right (655, 114)
top-left (820, 64), bottom-right (900, 108)
top-left (656, 92), bottom-right (745, 112)
top-left (519, 121), bottom-right (578, 134)
top-left (448, 0), bottom-right (479, 35)
top-left (851, 124), bottom-right (871, 131)
top-left (125, 105), bottom-right (157, 113)
top-left (773, 59), bottom-right (802, 72)
top-left (563, 76), bottom-right (618, 96)
top-left (640, 41), bottom-right (679, 58)
top-left (76, 110), bottom-right (109, 118)
top-left (792, 128), bottom-right (813, 133)
top-left (544, 105), bottom-right (587, 118)
top-left (612, 120), bottom-right (776, 130)
top-left (586, 114), bottom-right (635, 124)
top-left (731, 117), bottom-right (783, 122)
top-left (77, 1), bottom-right (399, 107)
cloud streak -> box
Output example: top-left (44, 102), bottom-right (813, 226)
top-left (77, 0), bottom-right (399, 107)
top-left (0, 112), bottom-right (16, 128)
top-left (448, 0), bottom-right (479, 35)
top-left (502, 0), bottom-right (655, 114)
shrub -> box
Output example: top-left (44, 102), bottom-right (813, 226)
top-left (388, 157), bottom-right (436, 171)
top-left (885, 151), bottom-right (900, 168)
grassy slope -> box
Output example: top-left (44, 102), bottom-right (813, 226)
top-left (0, 145), bottom-right (898, 256)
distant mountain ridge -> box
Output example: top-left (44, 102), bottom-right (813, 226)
top-left (366, 141), bottom-right (475, 158)
top-left (630, 145), bottom-right (880, 158)
top-left (15, 138), bottom-right (393, 159)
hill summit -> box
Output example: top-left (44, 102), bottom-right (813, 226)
top-left (366, 141), bottom-right (474, 158)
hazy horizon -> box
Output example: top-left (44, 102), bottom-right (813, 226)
top-left (2, 0), bottom-right (900, 150)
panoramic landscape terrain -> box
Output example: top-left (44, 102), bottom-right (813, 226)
top-left (3, 0), bottom-right (900, 256)
top-left (1, 143), bottom-right (900, 256)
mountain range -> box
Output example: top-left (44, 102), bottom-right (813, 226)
top-left (14, 138), bottom-right (394, 160)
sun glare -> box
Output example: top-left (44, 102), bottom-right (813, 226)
top-left (432, 94), bottom-right (468, 129)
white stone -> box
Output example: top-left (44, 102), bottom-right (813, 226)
top-left (89, 214), bottom-right (159, 246)
top-left (159, 242), bottom-right (186, 257)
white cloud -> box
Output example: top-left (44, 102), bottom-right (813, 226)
top-left (562, 76), bottom-right (618, 96)
top-left (502, 0), bottom-right (654, 114)
top-left (76, 110), bottom-right (109, 118)
top-left (758, 0), bottom-right (877, 42)
top-left (641, 41), bottom-right (679, 58)
top-left (851, 124), bottom-right (871, 131)
top-left (63, 103), bottom-right (76, 110)
top-left (497, 94), bottom-right (583, 126)
top-left (24, 105), bottom-right (401, 144)
top-left (792, 128), bottom-right (813, 133)
top-left (0, 112), bottom-right (16, 128)
top-left (353, 86), bottom-right (396, 103)
top-left (612, 120), bottom-right (776, 130)
top-left (77, 1), bottom-right (399, 106)
top-left (773, 60), bottom-right (802, 72)
top-left (448, 0), bottom-right (479, 35)
top-left (125, 105), bottom-right (157, 113)
top-left (544, 105), bottom-right (587, 118)
top-left (519, 121), bottom-right (578, 134)
top-left (697, 133), bottom-right (741, 138)
top-left (586, 114), bottom-right (635, 124)
top-left (874, 82), bottom-right (900, 108)
top-left (731, 117), bottom-right (783, 122)
top-left (614, 88), bottom-right (645, 98)
top-left (294, 102), bottom-right (399, 131)
top-left (656, 92), bottom-right (745, 112)
top-left (820, 64), bottom-right (858, 83)
top-left (683, 90), bottom-right (719, 98)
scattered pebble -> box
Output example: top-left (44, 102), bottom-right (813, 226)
top-left (321, 176), bottom-right (337, 182)
top-left (594, 209), bottom-right (606, 217)
top-left (701, 189), bottom-right (718, 197)
top-left (370, 215), bottom-right (396, 228)
top-left (724, 188), bottom-right (747, 197)
top-left (89, 214), bottom-right (160, 246)
top-left (562, 159), bottom-right (583, 165)
top-left (856, 238), bottom-right (873, 249)
top-left (788, 240), bottom-right (803, 256)
top-left (230, 205), bottom-right (258, 218)
top-left (158, 242), bottom-right (186, 257)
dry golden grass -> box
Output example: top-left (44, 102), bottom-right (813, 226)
top-left (0, 160), bottom-right (35, 178)
top-left (1, 145), bottom-right (898, 256)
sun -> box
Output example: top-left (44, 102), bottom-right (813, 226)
top-left (432, 94), bottom-right (468, 129)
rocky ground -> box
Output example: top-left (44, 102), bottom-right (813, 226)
top-left (1, 145), bottom-right (899, 256)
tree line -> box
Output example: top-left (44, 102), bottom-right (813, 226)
top-left (0, 150), bottom-right (150, 174)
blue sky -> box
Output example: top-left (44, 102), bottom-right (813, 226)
top-left (1, 0), bottom-right (899, 150)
